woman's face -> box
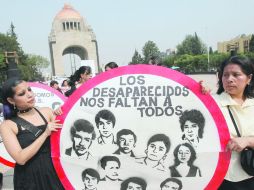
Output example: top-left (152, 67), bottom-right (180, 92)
top-left (183, 120), bottom-right (199, 142)
top-left (177, 145), bottom-right (191, 164)
top-left (8, 81), bottom-right (35, 110)
top-left (81, 72), bottom-right (92, 82)
top-left (222, 63), bottom-right (252, 99)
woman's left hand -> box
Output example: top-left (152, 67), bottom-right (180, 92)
top-left (227, 137), bottom-right (250, 152)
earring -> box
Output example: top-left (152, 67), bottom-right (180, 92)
top-left (13, 103), bottom-right (17, 111)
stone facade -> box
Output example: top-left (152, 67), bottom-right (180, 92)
top-left (49, 4), bottom-right (99, 76)
top-left (217, 34), bottom-right (252, 54)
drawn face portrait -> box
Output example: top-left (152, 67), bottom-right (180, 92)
top-left (146, 141), bottom-right (167, 161)
top-left (104, 161), bottom-right (120, 180)
top-left (97, 118), bottom-right (114, 137)
top-left (83, 173), bottom-right (98, 190)
top-left (73, 131), bottom-right (93, 156)
top-left (161, 181), bottom-right (180, 190)
top-left (119, 134), bottom-right (136, 154)
top-left (183, 120), bottom-right (199, 142)
top-left (127, 182), bottom-right (143, 190)
top-left (177, 145), bottom-right (191, 164)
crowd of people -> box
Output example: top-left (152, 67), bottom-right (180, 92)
top-left (0, 56), bottom-right (254, 189)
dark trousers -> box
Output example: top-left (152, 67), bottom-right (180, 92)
top-left (0, 172), bottom-right (2, 189)
top-left (218, 178), bottom-right (254, 190)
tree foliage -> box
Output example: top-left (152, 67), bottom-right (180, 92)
top-left (249, 34), bottom-right (254, 52)
top-left (142, 41), bottom-right (160, 63)
top-left (130, 50), bottom-right (143, 64)
top-left (0, 24), bottom-right (48, 83)
top-left (176, 33), bottom-right (207, 55)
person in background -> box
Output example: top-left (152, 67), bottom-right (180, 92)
top-left (214, 56), bottom-right (254, 189)
top-left (50, 80), bottom-right (62, 94)
top-left (60, 79), bottom-right (70, 95)
top-left (105, 62), bottom-right (118, 71)
top-left (0, 78), bottom-right (64, 190)
top-left (65, 66), bottom-right (92, 97)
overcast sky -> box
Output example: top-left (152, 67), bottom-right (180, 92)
top-left (1, 0), bottom-right (254, 71)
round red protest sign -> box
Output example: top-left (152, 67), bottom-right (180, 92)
top-left (0, 82), bottom-right (66, 168)
top-left (52, 65), bottom-right (230, 190)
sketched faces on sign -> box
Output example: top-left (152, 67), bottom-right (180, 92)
top-left (169, 143), bottom-right (201, 177)
top-left (160, 178), bottom-right (183, 190)
top-left (179, 109), bottom-right (205, 148)
top-left (135, 134), bottom-right (171, 172)
top-left (65, 119), bottom-right (96, 159)
top-left (114, 129), bottom-right (137, 158)
top-left (81, 168), bottom-right (100, 190)
top-left (120, 177), bottom-right (147, 190)
top-left (100, 156), bottom-right (122, 182)
top-left (95, 109), bottom-right (116, 145)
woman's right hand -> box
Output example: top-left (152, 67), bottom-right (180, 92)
top-left (45, 120), bottom-right (62, 136)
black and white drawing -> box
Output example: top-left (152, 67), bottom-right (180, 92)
top-left (100, 156), bottom-right (122, 182)
top-left (81, 168), bottom-right (100, 190)
top-left (120, 177), bottom-right (147, 190)
top-left (65, 119), bottom-right (96, 159)
top-left (169, 143), bottom-right (201, 177)
top-left (114, 129), bottom-right (137, 158)
top-left (179, 109), bottom-right (205, 148)
top-left (95, 109), bottom-right (116, 145)
top-left (136, 134), bottom-right (170, 172)
top-left (160, 178), bottom-right (183, 190)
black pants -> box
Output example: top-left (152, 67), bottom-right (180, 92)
top-left (218, 178), bottom-right (254, 190)
top-left (0, 172), bottom-right (2, 189)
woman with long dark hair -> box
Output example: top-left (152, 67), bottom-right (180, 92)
top-left (65, 66), bottom-right (92, 97)
top-left (0, 78), bottom-right (64, 190)
top-left (169, 143), bottom-right (201, 177)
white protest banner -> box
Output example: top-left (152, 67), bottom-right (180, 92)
top-left (0, 82), bottom-right (66, 168)
top-left (52, 65), bottom-right (230, 190)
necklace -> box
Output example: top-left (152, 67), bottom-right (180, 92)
top-left (17, 107), bottom-right (33, 114)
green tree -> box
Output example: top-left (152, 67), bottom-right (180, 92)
top-left (7, 22), bottom-right (18, 40)
top-left (19, 54), bottom-right (49, 81)
top-left (130, 49), bottom-right (143, 64)
top-left (176, 33), bottom-right (207, 55)
top-left (249, 34), bottom-right (254, 52)
top-left (0, 24), bottom-right (48, 83)
top-left (142, 41), bottom-right (160, 63)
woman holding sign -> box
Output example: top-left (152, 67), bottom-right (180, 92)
top-left (214, 56), bottom-right (254, 189)
top-left (0, 78), bottom-right (64, 190)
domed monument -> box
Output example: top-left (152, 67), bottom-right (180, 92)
top-left (49, 4), bottom-right (99, 76)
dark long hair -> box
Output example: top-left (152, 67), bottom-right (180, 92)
top-left (172, 143), bottom-right (196, 167)
top-left (217, 56), bottom-right (254, 98)
top-left (68, 66), bottom-right (91, 86)
top-left (2, 78), bottom-right (24, 119)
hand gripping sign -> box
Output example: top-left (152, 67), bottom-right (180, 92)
top-left (0, 82), bottom-right (66, 168)
top-left (52, 65), bottom-right (230, 190)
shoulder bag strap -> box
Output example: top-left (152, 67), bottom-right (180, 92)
top-left (11, 117), bottom-right (43, 137)
top-left (227, 105), bottom-right (241, 137)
